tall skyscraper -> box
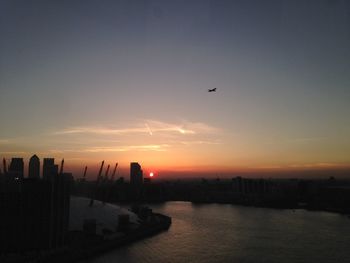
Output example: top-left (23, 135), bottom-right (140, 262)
top-left (130, 162), bottom-right (143, 185)
top-left (0, 175), bottom-right (71, 251)
top-left (28, 154), bottom-right (40, 179)
top-left (43, 158), bottom-right (58, 180)
top-left (8, 158), bottom-right (24, 179)
top-left (48, 172), bottom-right (72, 248)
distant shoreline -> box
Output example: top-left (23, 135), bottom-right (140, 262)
top-left (114, 199), bottom-right (350, 217)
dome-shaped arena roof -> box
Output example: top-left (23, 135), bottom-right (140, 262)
top-left (69, 196), bottom-right (139, 235)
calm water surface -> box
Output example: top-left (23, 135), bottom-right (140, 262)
top-left (84, 202), bottom-right (350, 263)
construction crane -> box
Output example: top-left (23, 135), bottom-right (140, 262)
top-left (104, 164), bottom-right (110, 181)
top-left (3, 158), bottom-right (7, 174)
top-left (102, 164), bottom-right (110, 205)
top-left (59, 159), bottom-right (64, 175)
top-left (89, 160), bottom-right (104, 207)
top-left (110, 163), bottom-right (118, 182)
top-left (97, 160), bottom-right (105, 182)
top-left (82, 166), bottom-right (87, 180)
top-left (104, 162), bottom-right (118, 203)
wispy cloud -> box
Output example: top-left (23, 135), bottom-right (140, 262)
top-left (288, 162), bottom-right (342, 168)
top-left (49, 144), bottom-right (170, 153)
top-left (144, 120), bottom-right (219, 135)
top-left (145, 123), bottom-right (153, 135)
top-left (0, 151), bottom-right (27, 154)
top-left (84, 144), bottom-right (170, 152)
top-left (53, 127), bottom-right (147, 135)
top-left (256, 165), bottom-right (283, 170)
top-left (52, 120), bottom-right (219, 137)
top-left (0, 139), bottom-right (10, 144)
top-left (48, 120), bottom-right (220, 155)
top-left (179, 140), bottom-right (221, 146)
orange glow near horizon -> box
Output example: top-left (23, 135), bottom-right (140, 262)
top-left (2, 142), bottom-right (350, 179)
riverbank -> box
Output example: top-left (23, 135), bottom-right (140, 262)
top-left (1, 213), bottom-right (171, 263)
top-left (87, 201), bottom-right (350, 263)
top-left (183, 198), bottom-right (350, 217)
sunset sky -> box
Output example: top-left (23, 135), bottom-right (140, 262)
top-left (1, 0), bottom-right (350, 179)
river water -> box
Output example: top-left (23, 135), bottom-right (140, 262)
top-left (83, 202), bottom-right (350, 263)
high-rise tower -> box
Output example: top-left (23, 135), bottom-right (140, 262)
top-left (43, 158), bottom-right (58, 180)
top-left (28, 154), bottom-right (40, 179)
top-left (130, 162), bottom-right (143, 185)
top-left (8, 158), bottom-right (24, 179)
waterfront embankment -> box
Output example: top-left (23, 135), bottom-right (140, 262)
top-left (2, 212), bottom-right (171, 263)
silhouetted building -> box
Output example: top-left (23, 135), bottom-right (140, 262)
top-left (144, 177), bottom-right (151, 183)
top-left (232, 176), bottom-right (243, 193)
top-left (8, 158), bottom-right (24, 179)
top-left (130, 162), bottom-right (143, 185)
top-left (48, 172), bottom-right (72, 248)
top-left (116, 177), bottom-right (124, 184)
top-left (0, 174), bottom-right (71, 252)
top-left (28, 154), bottom-right (40, 179)
top-left (43, 158), bottom-right (58, 180)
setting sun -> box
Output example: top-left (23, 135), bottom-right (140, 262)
top-left (150, 172), bottom-right (154, 177)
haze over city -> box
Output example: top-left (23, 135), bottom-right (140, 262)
top-left (1, 0), bottom-right (350, 179)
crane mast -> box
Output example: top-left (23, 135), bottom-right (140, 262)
top-left (104, 164), bottom-right (110, 181)
top-left (59, 159), bottom-right (64, 175)
top-left (3, 158), bottom-right (7, 174)
top-left (110, 163), bottom-right (118, 182)
top-left (89, 160), bottom-right (104, 207)
top-left (97, 160), bottom-right (104, 182)
top-left (83, 166), bottom-right (87, 180)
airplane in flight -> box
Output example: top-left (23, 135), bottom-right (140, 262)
top-left (208, 88), bottom-right (217, 92)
